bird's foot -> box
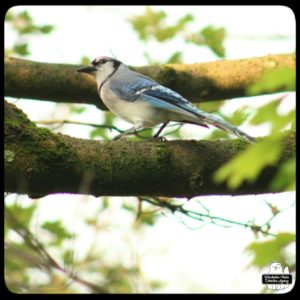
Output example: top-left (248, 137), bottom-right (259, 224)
top-left (113, 133), bottom-right (126, 141)
top-left (152, 136), bottom-right (167, 142)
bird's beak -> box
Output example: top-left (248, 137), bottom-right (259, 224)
top-left (77, 65), bottom-right (97, 74)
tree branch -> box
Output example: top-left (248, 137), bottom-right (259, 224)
top-left (4, 101), bottom-right (295, 198)
top-left (5, 53), bottom-right (295, 109)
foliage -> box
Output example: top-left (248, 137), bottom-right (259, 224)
top-left (129, 7), bottom-right (226, 63)
top-left (5, 9), bottom-right (54, 57)
top-left (130, 7), bottom-right (194, 42)
top-left (5, 197), bottom-right (160, 293)
top-left (214, 68), bottom-right (295, 193)
top-left (187, 25), bottom-right (226, 57)
top-left (247, 68), bottom-right (295, 95)
top-left (246, 232), bottom-right (295, 270)
top-left (215, 138), bottom-right (283, 189)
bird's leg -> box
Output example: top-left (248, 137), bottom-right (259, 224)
top-left (113, 125), bottom-right (143, 140)
top-left (153, 122), bottom-right (169, 140)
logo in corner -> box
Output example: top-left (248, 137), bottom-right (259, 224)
top-left (262, 262), bottom-right (292, 291)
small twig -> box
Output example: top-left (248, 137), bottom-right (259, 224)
top-left (35, 119), bottom-right (184, 139)
top-left (34, 119), bottom-right (124, 133)
top-left (136, 198), bottom-right (143, 221)
top-left (5, 208), bottom-right (109, 293)
top-left (139, 197), bottom-right (277, 237)
top-left (261, 200), bottom-right (295, 228)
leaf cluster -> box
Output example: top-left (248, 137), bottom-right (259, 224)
top-left (129, 7), bottom-right (226, 63)
top-left (214, 68), bottom-right (295, 192)
top-left (5, 10), bottom-right (54, 56)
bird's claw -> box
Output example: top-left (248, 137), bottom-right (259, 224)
top-left (152, 136), bottom-right (167, 142)
top-left (113, 134), bottom-right (124, 141)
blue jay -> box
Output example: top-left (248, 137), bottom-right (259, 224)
top-left (77, 56), bottom-right (256, 142)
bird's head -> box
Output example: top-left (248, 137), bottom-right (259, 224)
top-left (77, 56), bottom-right (121, 84)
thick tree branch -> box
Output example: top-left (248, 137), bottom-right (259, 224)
top-left (5, 53), bottom-right (295, 109)
top-left (5, 101), bottom-right (295, 198)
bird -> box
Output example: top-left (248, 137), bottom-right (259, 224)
top-left (77, 56), bottom-right (256, 143)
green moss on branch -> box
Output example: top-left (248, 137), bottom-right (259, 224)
top-left (4, 101), bottom-right (295, 198)
top-left (5, 53), bottom-right (295, 108)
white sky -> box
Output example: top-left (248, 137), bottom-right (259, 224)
top-left (5, 5), bottom-right (295, 293)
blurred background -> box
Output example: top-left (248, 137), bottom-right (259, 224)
top-left (4, 5), bottom-right (295, 293)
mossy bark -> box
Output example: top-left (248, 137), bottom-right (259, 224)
top-left (4, 101), bottom-right (295, 198)
top-left (4, 53), bottom-right (295, 109)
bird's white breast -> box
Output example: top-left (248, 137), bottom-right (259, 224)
top-left (100, 84), bottom-right (163, 127)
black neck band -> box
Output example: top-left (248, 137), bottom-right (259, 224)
top-left (98, 62), bottom-right (121, 94)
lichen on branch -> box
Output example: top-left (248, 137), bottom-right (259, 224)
top-left (4, 101), bottom-right (295, 198)
top-left (4, 53), bottom-right (295, 108)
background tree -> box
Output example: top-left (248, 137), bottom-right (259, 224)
top-left (4, 6), bottom-right (295, 293)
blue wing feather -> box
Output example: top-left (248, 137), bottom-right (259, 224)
top-left (142, 85), bottom-right (200, 117)
top-left (111, 74), bottom-right (202, 118)
top-left (110, 74), bottom-right (156, 101)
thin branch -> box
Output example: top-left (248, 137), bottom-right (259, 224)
top-left (139, 197), bottom-right (276, 237)
top-left (35, 119), bottom-right (124, 133)
top-left (34, 119), bottom-right (182, 138)
top-left (5, 208), bottom-right (110, 293)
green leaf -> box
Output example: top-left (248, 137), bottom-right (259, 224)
top-left (250, 99), bottom-right (280, 126)
top-left (246, 232), bottom-right (295, 268)
top-left (250, 98), bottom-right (295, 134)
top-left (122, 203), bottom-right (136, 213)
top-left (201, 26), bottom-right (226, 57)
top-left (19, 24), bottom-right (37, 35)
top-left (5, 242), bottom-right (45, 270)
top-left (188, 26), bottom-right (226, 57)
top-left (5, 11), bottom-right (13, 21)
top-left (103, 112), bottom-right (115, 127)
top-left (13, 43), bottom-right (30, 56)
top-left (166, 51), bottom-right (183, 64)
top-left (90, 127), bottom-right (109, 139)
top-left (138, 212), bottom-right (158, 226)
top-left (102, 197), bottom-right (109, 209)
top-left (80, 56), bottom-right (92, 65)
top-left (6, 203), bottom-right (37, 228)
top-left (270, 158), bottom-right (296, 191)
top-left (247, 68), bottom-right (295, 95)
top-left (39, 25), bottom-right (54, 34)
top-left (177, 14), bottom-right (194, 27)
top-left (70, 104), bottom-right (87, 114)
top-left (230, 109), bottom-right (250, 126)
top-left (215, 138), bottom-right (283, 189)
top-left (205, 128), bottom-right (230, 140)
top-left (18, 11), bottom-right (32, 22)
top-left (129, 8), bottom-right (193, 42)
top-left (155, 14), bottom-right (193, 42)
top-left (62, 249), bottom-right (74, 267)
top-left (129, 7), bottom-right (166, 41)
top-left (197, 100), bottom-right (226, 113)
top-left (41, 220), bottom-right (74, 246)
top-left (6, 10), bottom-right (55, 57)
top-left (217, 108), bottom-right (250, 127)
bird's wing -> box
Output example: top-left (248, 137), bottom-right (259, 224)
top-left (139, 84), bottom-right (201, 116)
top-left (141, 84), bottom-right (256, 143)
top-left (110, 74), bottom-right (156, 102)
top-left (111, 75), bottom-right (205, 120)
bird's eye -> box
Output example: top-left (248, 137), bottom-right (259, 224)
top-left (92, 58), bottom-right (107, 66)
top-left (99, 59), bottom-right (107, 64)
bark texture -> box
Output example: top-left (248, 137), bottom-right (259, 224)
top-left (4, 53), bottom-right (295, 109)
top-left (5, 101), bottom-right (295, 198)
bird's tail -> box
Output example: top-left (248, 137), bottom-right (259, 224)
top-left (195, 111), bottom-right (256, 143)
